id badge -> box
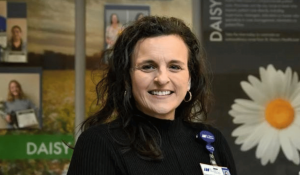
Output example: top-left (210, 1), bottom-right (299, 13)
top-left (200, 163), bottom-right (231, 175)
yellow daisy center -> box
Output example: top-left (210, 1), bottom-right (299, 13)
top-left (265, 99), bottom-right (295, 129)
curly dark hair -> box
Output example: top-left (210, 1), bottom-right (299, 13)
top-left (82, 16), bottom-right (212, 160)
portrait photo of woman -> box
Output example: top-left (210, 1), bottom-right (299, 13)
top-left (7, 25), bottom-right (26, 52)
top-left (4, 80), bottom-right (37, 129)
top-left (105, 13), bottom-right (123, 49)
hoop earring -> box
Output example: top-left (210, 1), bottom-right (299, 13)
top-left (184, 91), bottom-right (192, 102)
top-left (124, 91), bottom-right (131, 98)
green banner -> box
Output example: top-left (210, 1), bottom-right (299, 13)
top-left (0, 134), bottom-right (74, 160)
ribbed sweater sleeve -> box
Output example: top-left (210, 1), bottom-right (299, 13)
top-left (67, 127), bottom-right (125, 175)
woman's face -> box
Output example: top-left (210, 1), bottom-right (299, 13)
top-left (111, 14), bottom-right (118, 24)
top-left (130, 35), bottom-right (190, 120)
top-left (12, 27), bottom-right (22, 40)
top-left (9, 82), bottom-right (20, 97)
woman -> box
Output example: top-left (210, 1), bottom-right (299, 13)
top-left (4, 80), bottom-right (36, 128)
top-left (8, 25), bottom-right (26, 52)
top-left (105, 13), bottom-right (123, 49)
top-left (68, 16), bottom-right (236, 175)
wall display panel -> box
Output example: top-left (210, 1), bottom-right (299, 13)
top-left (202, 0), bottom-right (300, 73)
top-left (0, 67), bottom-right (42, 130)
top-left (104, 4), bottom-right (150, 50)
top-left (201, 0), bottom-right (300, 175)
top-left (0, 1), bottom-right (7, 48)
top-left (0, 1), bottom-right (27, 63)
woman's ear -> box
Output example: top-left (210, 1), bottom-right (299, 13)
top-left (188, 78), bottom-right (191, 91)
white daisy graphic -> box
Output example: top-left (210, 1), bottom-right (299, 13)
top-left (229, 64), bottom-right (300, 165)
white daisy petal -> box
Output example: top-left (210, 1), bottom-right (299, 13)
top-left (235, 135), bottom-right (249, 145)
top-left (233, 114), bottom-right (264, 124)
top-left (260, 133), bottom-right (280, 165)
top-left (266, 64), bottom-right (276, 72)
top-left (241, 81), bottom-right (267, 105)
top-left (248, 75), bottom-right (267, 96)
top-left (290, 72), bottom-right (299, 96)
top-left (232, 113), bottom-right (263, 119)
top-left (232, 124), bottom-right (260, 137)
top-left (290, 85), bottom-right (300, 102)
top-left (234, 99), bottom-right (264, 111)
top-left (287, 124), bottom-right (300, 150)
top-left (264, 65), bottom-right (281, 98)
top-left (292, 146), bottom-right (300, 165)
top-left (259, 67), bottom-right (268, 84)
top-left (279, 130), bottom-right (294, 161)
top-left (261, 144), bottom-right (274, 166)
top-left (231, 103), bottom-right (262, 114)
top-left (294, 113), bottom-right (300, 127)
top-left (228, 110), bottom-right (237, 118)
top-left (269, 135), bottom-right (280, 163)
top-left (292, 72), bottom-right (299, 85)
top-left (255, 127), bottom-right (277, 159)
top-left (275, 71), bottom-right (285, 97)
top-left (284, 67), bottom-right (292, 97)
top-left (241, 122), bottom-right (267, 151)
top-left (291, 90), bottom-right (300, 108)
top-left (261, 156), bottom-right (268, 166)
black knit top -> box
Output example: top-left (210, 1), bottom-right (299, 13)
top-left (67, 111), bottom-right (237, 175)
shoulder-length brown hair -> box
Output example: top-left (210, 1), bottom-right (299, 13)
top-left (7, 80), bottom-right (26, 102)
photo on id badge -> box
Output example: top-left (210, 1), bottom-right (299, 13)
top-left (222, 167), bottom-right (231, 175)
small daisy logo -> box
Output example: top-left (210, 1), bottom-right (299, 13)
top-left (229, 64), bottom-right (300, 165)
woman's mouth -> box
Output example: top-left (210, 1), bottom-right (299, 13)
top-left (148, 91), bottom-right (174, 96)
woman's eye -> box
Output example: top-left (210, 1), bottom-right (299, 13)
top-left (141, 65), bottom-right (156, 70)
top-left (169, 65), bottom-right (182, 70)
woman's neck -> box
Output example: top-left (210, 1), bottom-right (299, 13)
top-left (13, 40), bottom-right (21, 47)
top-left (111, 23), bottom-right (118, 28)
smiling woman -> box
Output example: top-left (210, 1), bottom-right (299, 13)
top-left (4, 80), bottom-right (37, 129)
top-left (130, 35), bottom-right (190, 120)
top-left (67, 16), bottom-right (237, 175)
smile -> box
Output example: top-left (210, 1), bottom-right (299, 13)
top-left (148, 91), bottom-right (173, 96)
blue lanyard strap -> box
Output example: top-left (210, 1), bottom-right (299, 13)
top-left (196, 130), bottom-right (217, 166)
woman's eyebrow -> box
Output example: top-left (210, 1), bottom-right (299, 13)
top-left (169, 60), bottom-right (185, 65)
top-left (136, 59), bottom-right (186, 66)
top-left (137, 59), bottom-right (156, 65)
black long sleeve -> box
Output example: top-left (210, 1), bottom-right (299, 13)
top-left (67, 127), bottom-right (127, 175)
top-left (68, 117), bottom-right (237, 175)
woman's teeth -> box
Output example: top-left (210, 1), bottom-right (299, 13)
top-left (150, 91), bottom-right (172, 96)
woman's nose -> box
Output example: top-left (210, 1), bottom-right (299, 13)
top-left (154, 68), bottom-right (170, 85)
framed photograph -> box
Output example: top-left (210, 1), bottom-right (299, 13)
top-left (5, 18), bottom-right (27, 62)
top-left (0, 1), bottom-right (7, 62)
top-left (104, 4), bottom-right (150, 50)
top-left (0, 67), bottom-right (42, 130)
top-left (0, 1), bottom-right (27, 63)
